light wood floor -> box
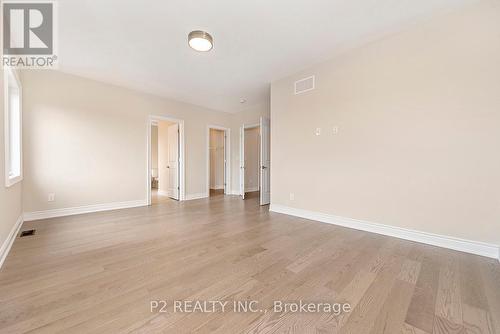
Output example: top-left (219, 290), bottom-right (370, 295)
top-left (209, 189), bottom-right (225, 197)
top-left (0, 195), bottom-right (499, 334)
top-left (151, 189), bottom-right (172, 205)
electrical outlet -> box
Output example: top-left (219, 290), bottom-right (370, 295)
top-left (48, 193), bottom-right (55, 202)
top-left (315, 128), bottom-right (321, 136)
top-left (289, 193), bottom-right (295, 201)
top-left (332, 126), bottom-right (339, 135)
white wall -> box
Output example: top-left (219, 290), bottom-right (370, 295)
top-left (0, 68), bottom-right (23, 264)
top-left (150, 125), bottom-right (158, 179)
top-left (21, 70), bottom-right (269, 212)
top-left (270, 1), bottom-right (500, 246)
top-left (157, 120), bottom-right (172, 194)
top-left (244, 127), bottom-right (259, 192)
top-left (209, 129), bottom-right (224, 190)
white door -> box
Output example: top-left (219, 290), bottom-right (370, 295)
top-left (260, 117), bottom-right (270, 205)
top-left (239, 126), bottom-right (245, 199)
top-left (167, 123), bottom-right (179, 200)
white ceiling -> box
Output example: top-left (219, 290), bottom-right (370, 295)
top-left (58, 0), bottom-right (476, 113)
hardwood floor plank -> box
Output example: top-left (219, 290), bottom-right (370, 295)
top-left (368, 279), bottom-right (416, 334)
top-left (435, 254), bottom-right (463, 325)
top-left (433, 316), bottom-right (467, 334)
top-left (337, 253), bottom-right (405, 333)
top-left (405, 255), bottom-right (440, 333)
top-left (397, 259), bottom-right (422, 285)
top-left (462, 303), bottom-right (495, 334)
top-left (480, 260), bottom-right (500, 334)
top-left (460, 255), bottom-right (489, 311)
top-left (402, 322), bottom-right (430, 334)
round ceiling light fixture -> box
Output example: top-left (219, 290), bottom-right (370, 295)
top-left (188, 30), bottom-right (213, 52)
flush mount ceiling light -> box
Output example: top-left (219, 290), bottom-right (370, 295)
top-left (188, 30), bottom-right (213, 52)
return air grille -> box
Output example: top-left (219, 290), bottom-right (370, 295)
top-left (294, 75), bottom-right (315, 95)
top-left (20, 229), bottom-right (36, 237)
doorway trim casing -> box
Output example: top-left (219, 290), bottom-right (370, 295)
top-left (147, 115), bottom-right (185, 205)
top-left (244, 123), bottom-right (259, 129)
top-left (206, 125), bottom-right (231, 196)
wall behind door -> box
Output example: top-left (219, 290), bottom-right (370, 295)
top-left (209, 129), bottom-right (225, 190)
top-left (151, 125), bottom-right (158, 181)
top-left (244, 127), bottom-right (260, 192)
top-left (157, 121), bottom-right (173, 195)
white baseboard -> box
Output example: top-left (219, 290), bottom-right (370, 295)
top-left (210, 185), bottom-right (224, 190)
top-left (270, 204), bottom-right (500, 260)
top-left (184, 193), bottom-right (208, 201)
top-left (23, 199), bottom-right (148, 221)
top-left (0, 215), bottom-right (24, 269)
top-left (245, 186), bottom-right (259, 193)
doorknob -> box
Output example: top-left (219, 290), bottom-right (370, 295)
top-left (261, 166), bottom-right (267, 169)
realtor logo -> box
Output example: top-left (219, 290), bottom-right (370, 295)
top-left (2, 1), bottom-right (57, 68)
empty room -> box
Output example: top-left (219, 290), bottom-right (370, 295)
top-left (0, 1), bottom-right (499, 333)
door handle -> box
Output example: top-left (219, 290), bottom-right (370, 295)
top-left (261, 166), bottom-right (267, 169)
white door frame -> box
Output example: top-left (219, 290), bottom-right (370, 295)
top-left (240, 123), bottom-right (260, 197)
top-left (206, 125), bottom-right (230, 196)
top-left (147, 115), bottom-right (185, 204)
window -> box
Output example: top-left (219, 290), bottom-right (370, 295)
top-left (4, 67), bottom-right (22, 187)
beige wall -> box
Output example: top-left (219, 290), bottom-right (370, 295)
top-left (209, 129), bottom-right (224, 190)
top-left (271, 0), bottom-right (500, 245)
top-left (244, 127), bottom-right (260, 192)
top-left (151, 125), bottom-right (158, 179)
top-left (0, 68), bottom-right (23, 254)
top-left (21, 70), bottom-right (269, 211)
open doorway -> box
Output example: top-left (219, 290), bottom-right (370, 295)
top-left (240, 117), bottom-right (270, 205)
top-left (244, 126), bottom-right (260, 198)
top-left (207, 126), bottom-right (230, 197)
top-left (148, 116), bottom-right (185, 205)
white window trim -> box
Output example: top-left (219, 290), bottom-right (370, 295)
top-left (4, 66), bottom-right (23, 187)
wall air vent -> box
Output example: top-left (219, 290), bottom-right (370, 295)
top-left (294, 75), bottom-right (315, 95)
top-left (20, 229), bottom-right (36, 237)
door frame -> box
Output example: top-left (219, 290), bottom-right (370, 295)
top-left (240, 123), bottom-right (260, 197)
top-left (206, 125), bottom-right (231, 196)
top-left (147, 115), bottom-right (185, 205)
